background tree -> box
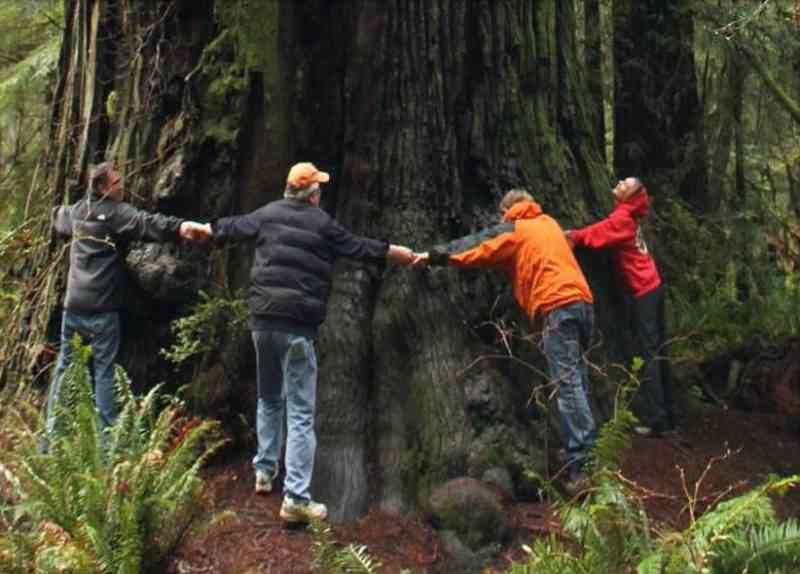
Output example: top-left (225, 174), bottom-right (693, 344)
top-left (613, 0), bottom-right (707, 211)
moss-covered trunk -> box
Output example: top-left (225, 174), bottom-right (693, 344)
top-left (43, 0), bottom-right (622, 524)
top-left (613, 0), bottom-right (707, 211)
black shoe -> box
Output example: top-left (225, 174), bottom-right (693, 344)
top-left (634, 422), bottom-right (677, 438)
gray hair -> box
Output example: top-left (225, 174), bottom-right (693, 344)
top-left (284, 183), bottom-right (318, 201)
top-left (499, 188), bottom-right (534, 212)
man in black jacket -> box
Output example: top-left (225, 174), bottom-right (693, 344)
top-left (207, 162), bottom-right (414, 523)
top-left (46, 162), bottom-right (205, 447)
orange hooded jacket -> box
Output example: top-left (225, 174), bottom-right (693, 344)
top-left (432, 200), bottom-right (593, 319)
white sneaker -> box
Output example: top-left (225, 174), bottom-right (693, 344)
top-left (254, 469), bottom-right (277, 494)
top-left (279, 496), bottom-right (328, 523)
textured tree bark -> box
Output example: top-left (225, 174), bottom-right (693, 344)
top-left (44, 0), bottom-right (621, 524)
top-left (613, 0), bottom-right (707, 210)
top-left (583, 0), bottom-right (606, 153)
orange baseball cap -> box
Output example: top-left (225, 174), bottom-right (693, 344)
top-left (286, 162), bottom-right (330, 189)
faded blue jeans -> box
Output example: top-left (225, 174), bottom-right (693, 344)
top-left (252, 329), bottom-right (317, 501)
top-left (46, 310), bottom-right (121, 437)
top-left (541, 301), bottom-right (597, 477)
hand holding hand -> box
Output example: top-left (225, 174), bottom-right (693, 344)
top-left (180, 221), bottom-right (212, 242)
top-left (387, 244), bottom-right (415, 266)
top-left (411, 252), bottom-right (430, 266)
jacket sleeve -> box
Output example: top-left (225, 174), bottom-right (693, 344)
top-left (570, 211), bottom-right (636, 249)
top-left (52, 206), bottom-right (74, 237)
top-left (111, 202), bottom-right (184, 242)
top-left (323, 219), bottom-right (389, 262)
top-left (212, 210), bottom-right (262, 243)
top-left (429, 222), bottom-right (517, 269)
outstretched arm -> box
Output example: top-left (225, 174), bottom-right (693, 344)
top-left (569, 211), bottom-right (636, 249)
top-left (111, 202), bottom-right (184, 242)
top-left (418, 222), bottom-right (517, 269)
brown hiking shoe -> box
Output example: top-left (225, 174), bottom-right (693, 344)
top-left (279, 496), bottom-right (328, 523)
top-left (254, 469), bottom-right (278, 495)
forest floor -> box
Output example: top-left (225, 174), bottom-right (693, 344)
top-left (166, 399), bottom-right (800, 574)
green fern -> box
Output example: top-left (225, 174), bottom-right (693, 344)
top-left (0, 338), bottom-right (226, 573)
top-left (309, 518), bottom-right (382, 573)
top-left (589, 367), bottom-right (639, 477)
top-left (710, 519), bottom-right (800, 574)
top-left (638, 476), bottom-right (800, 574)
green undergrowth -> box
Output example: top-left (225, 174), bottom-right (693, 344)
top-left (509, 378), bottom-right (800, 574)
top-left (309, 519), bottom-right (384, 574)
top-left (660, 199), bottom-right (799, 366)
top-left (0, 337), bottom-right (230, 574)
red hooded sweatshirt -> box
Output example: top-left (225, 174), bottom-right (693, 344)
top-left (569, 191), bottom-right (661, 298)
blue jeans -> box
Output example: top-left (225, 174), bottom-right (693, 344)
top-left (46, 310), bottom-right (121, 435)
top-left (252, 329), bottom-right (317, 501)
top-left (541, 301), bottom-right (597, 475)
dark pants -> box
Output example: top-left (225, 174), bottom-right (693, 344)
top-left (633, 284), bottom-right (674, 431)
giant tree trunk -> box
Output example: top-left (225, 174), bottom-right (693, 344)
top-left (613, 0), bottom-right (707, 211)
top-left (43, 0), bottom-right (622, 524)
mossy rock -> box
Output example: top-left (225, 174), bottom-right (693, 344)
top-left (428, 477), bottom-right (509, 550)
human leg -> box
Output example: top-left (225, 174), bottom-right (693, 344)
top-left (89, 312), bottom-right (121, 430)
top-left (633, 285), bottom-right (671, 432)
top-left (281, 334), bottom-right (318, 502)
top-left (542, 302), bottom-right (597, 478)
top-left (252, 330), bottom-right (286, 486)
top-left (43, 312), bottom-right (79, 442)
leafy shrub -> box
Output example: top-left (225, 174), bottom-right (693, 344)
top-left (659, 198), bottom-right (800, 366)
top-left (0, 338), bottom-right (226, 573)
top-left (509, 377), bottom-right (800, 574)
top-left (161, 289), bottom-right (247, 367)
top-left (510, 449), bottom-right (800, 573)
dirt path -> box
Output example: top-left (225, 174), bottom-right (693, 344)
top-left (168, 401), bottom-right (800, 573)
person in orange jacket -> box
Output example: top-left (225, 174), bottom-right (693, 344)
top-left (566, 177), bottom-right (675, 437)
top-left (415, 189), bottom-right (597, 489)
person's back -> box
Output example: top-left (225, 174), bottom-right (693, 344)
top-left (208, 162), bottom-right (415, 523)
top-left (60, 196), bottom-right (126, 313)
top-left (420, 188), bottom-right (597, 492)
top-left (443, 199), bottom-right (592, 321)
top-left (505, 205), bottom-right (593, 320)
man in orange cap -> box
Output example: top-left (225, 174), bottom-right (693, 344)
top-left (202, 162), bottom-right (415, 523)
top-left (414, 189), bottom-right (597, 492)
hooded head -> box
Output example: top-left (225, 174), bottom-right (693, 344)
top-left (499, 188), bottom-right (543, 221)
top-left (284, 162), bottom-right (330, 202)
top-left (613, 177), bottom-right (650, 218)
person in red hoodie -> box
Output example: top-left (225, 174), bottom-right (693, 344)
top-left (566, 177), bottom-right (675, 437)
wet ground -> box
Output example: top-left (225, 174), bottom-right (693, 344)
top-left (167, 399), bottom-right (800, 573)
